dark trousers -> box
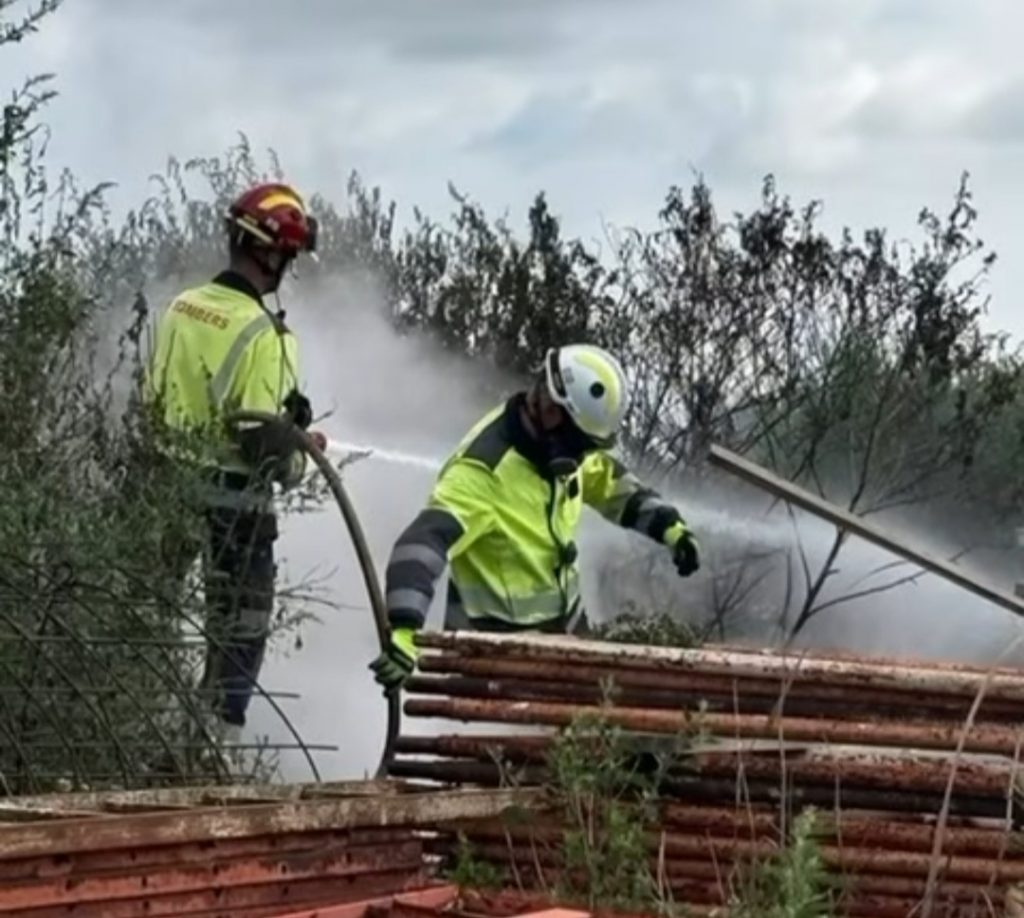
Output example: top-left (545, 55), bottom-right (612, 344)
top-left (199, 505), bottom-right (278, 727)
top-left (160, 464), bottom-right (278, 729)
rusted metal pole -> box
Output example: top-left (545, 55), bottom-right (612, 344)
top-left (403, 696), bottom-right (1024, 756)
top-left (449, 818), bottom-right (1018, 870)
top-left (451, 822), bottom-right (1024, 882)
top-left (668, 773), bottom-right (1008, 819)
top-left (417, 631), bottom-right (1024, 703)
top-left (707, 443), bottom-right (1024, 621)
top-left (660, 805), bottom-right (1021, 861)
top-left (416, 652), bottom-right (1024, 720)
top-left (657, 803), bottom-right (1019, 858)
top-left (404, 673), bottom-right (1019, 723)
top-left (683, 751), bottom-right (1017, 797)
top-left (395, 731), bottom-right (1019, 799)
top-left (847, 873), bottom-right (1002, 904)
top-left (393, 734), bottom-right (549, 762)
top-left (408, 671), bottom-right (1024, 727)
top-left (386, 758), bottom-right (1008, 819)
top-left (385, 759), bottom-right (548, 786)
top-left (819, 843), bottom-right (1024, 883)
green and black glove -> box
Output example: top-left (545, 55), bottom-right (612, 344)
top-left (666, 522), bottom-right (700, 577)
top-left (369, 627), bottom-right (419, 694)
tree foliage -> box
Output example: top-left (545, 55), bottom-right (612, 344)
top-left (308, 167), bottom-right (1023, 639)
top-left (0, 7), bottom-right (315, 793)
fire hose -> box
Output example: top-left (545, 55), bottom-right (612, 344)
top-left (228, 411), bottom-right (399, 779)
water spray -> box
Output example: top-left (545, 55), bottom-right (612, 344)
top-left (322, 436), bottom-right (791, 547)
top-left (324, 438), bottom-right (441, 473)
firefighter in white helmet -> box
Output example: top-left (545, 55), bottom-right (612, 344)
top-left (371, 343), bottom-right (701, 692)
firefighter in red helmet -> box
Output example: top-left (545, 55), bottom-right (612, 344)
top-left (145, 182), bottom-right (325, 747)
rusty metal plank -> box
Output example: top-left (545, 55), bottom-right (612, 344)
top-left (0, 806), bottom-right (113, 823)
top-left (0, 841), bottom-right (425, 911)
top-left (0, 788), bottom-right (538, 861)
top-left (0, 828), bottom-right (418, 883)
top-left (0, 867), bottom-right (434, 918)
top-left (1, 781), bottom-right (414, 815)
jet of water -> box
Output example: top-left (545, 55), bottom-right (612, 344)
top-left (324, 437), bottom-right (789, 545)
top-left (325, 438), bottom-right (441, 473)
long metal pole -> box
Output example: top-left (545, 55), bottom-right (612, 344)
top-left (416, 632), bottom-right (1024, 700)
top-left (707, 443), bottom-right (1024, 619)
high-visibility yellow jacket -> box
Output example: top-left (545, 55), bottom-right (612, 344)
top-left (385, 395), bottom-right (690, 631)
top-left (143, 271), bottom-right (303, 481)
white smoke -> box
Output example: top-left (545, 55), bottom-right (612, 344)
top-left (245, 271), bottom-right (516, 780)
top-left (244, 269), bottom-right (1024, 781)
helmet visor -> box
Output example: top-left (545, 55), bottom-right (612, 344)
top-left (545, 348), bottom-right (568, 403)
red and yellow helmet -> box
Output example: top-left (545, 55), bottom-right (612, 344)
top-left (226, 182), bottom-right (318, 255)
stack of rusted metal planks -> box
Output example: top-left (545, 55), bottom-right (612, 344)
top-left (389, 630), bottom-right (1024, 918)
top-left (0, 780), bottom-right (532, 917)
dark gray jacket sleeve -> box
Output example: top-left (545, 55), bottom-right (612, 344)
top-left (385, 508), bottom-right (464, 629)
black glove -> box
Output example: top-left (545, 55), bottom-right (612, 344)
top-left (283, 390), bottom-right (313, 430)
top-left (369, 628), bottom-right (418, 694)
top-left (672, 530), bottom-right (701, 577)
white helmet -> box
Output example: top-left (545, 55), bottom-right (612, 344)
top-left (543, 343), bottom-right (629, 448)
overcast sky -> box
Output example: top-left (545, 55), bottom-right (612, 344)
top-left (4, 0), bottom-right (1023, 335)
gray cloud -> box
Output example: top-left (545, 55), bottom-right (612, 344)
top-left (84, 0), bottom-right (589, 62)
top-left (1, 0), bottom-right (1021, 323)
top-left (962, 79), bottom-right (1024, 142)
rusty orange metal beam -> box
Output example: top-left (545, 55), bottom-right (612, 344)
top-left (0, 868), bottom-right (434, 918)
top-left (0, 827), bottom-right (415, 884)
top-left (0, 840), bottom-right (424, 911)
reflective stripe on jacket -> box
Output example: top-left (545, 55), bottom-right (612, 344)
top-left (385, 394), bottom-right (688, 631)
top-left (143, 272), bottom-right (300, 477)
